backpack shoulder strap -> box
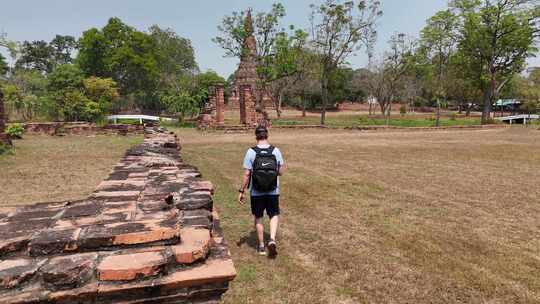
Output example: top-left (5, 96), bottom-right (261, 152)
top-left (251, 146), bottom-right (262, 155)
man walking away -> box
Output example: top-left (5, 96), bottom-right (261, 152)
top-left (238, 126), bottom-right (284, 258)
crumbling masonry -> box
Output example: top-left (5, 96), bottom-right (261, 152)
top-left (0, 128), bottom-right (236, 303)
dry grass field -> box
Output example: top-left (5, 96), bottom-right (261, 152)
top-left (0, 135), bottom-right (141, 205)
top-left (1, 127), bottom-right (539, 303)
top-left (176, 127), bottom-right (540, 304)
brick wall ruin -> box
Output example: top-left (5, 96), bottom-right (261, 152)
top-left (198, 84), bottom-right (225, 129)
top-left (0, 90), bottom-right (11, 146)
top-left (0, 128), bottom-right (236, 303)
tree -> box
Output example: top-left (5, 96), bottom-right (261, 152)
top-left (0, 53), bottom-right (8, 77)
top-left (50, 35), bottom-right (78, 66)
top-left (363, 33), bottom-right (416, 124)
top-left (83, 76), bottom-right (120, 116)
top-left (261, 30), bottom-right (308, 117)
top-left (77, 17), bottom-right (161, 113)
top-left (4, 69), bottom-right (48, 120)
top-left (419, 9), bottom-right (459, 126)
top-left (46, 64), bottom-right (85, 120)
top-left (149, 25), bottom-right (199, 90)
top-left (452, 0), bottom-right (540, 124)
top-left (309, 0), bottom-right (382, 125)
top-left (213, 4), bottom-right (286, 59)
top-left (15, 40), bottom-right (54, 73)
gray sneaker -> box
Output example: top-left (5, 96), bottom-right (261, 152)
top-left (267, 239), bottom-right (277, 258)
top-left (257, 244), bottom-right (267, 256)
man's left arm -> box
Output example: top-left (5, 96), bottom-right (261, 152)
top-left (276, 148), bottom-right (285, 176)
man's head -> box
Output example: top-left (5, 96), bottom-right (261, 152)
top-left (255, 126), bottom-right (268, 141)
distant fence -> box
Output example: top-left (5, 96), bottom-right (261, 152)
top-left (495, 114), bottom-right (540, 124)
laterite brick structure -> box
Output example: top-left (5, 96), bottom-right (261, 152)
top-left (0, 128), bottom-right (236, 303)
top-left (198, 85), bottom-right (226, 129)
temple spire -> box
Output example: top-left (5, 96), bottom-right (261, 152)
top-left (244, 8), bottom-right (254, 36)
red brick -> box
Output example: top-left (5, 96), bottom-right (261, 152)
top-left (171, 228), bottom-right (211, 264)
top-left (40, 253), bottom-right (97, 290)
top-left (191, 181), bottom-right (215, 195)
top-left (97, 250), bottom-right (171, 281)
top-left (159, 258), bottom-right (236, 290)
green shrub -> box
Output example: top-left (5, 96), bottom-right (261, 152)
top-left (400, 105), bottom-right (407, 115)
top-left (450, 112), bottom-right (457, 121)
top-left (6, 124), bottom-right (25, 139)
top-left (0, 142), bottom-right (12, 155)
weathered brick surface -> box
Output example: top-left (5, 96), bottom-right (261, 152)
top-left (0, 128), bottom-right (236, 303)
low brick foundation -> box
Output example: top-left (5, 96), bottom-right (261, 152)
top-left (0, 128), bottom-right (236, 303)
top-left (23, 122), bottom-right (145, 136)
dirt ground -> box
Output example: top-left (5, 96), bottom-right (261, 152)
top-left (0, 135), bottom-right (141, 205)
top-left (177, 127), bottom-right (540, 304)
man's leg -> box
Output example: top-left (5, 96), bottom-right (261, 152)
top-left (269, 215), bottom-right (279, 241)
top-left (254, 216), bottom-right (265, 247)
top-left (251, 196), bottom-right (265, 254)
top-left (267, 195), bottom-right (280, 257)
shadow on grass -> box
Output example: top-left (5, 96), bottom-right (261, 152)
top-left (236, 230), bottom-right (270, 250)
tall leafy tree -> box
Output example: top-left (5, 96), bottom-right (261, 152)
top-left (77, 17), bottom-right (160, 112)
top-left (309, 0), bottom-right (382, 125)
top-left (452, 0), bottom-right (540, 124)
top-left (419, 9), bottom-right (459, 126)
top-left (50, 35), bottom-right (78, 66)
top-left (15, 40), bottom-right (54, 73)
top-left (149, 25), bottom-right (199, 90)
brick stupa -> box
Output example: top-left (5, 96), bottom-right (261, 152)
top-left (228, 10), bottom-right (272, 113)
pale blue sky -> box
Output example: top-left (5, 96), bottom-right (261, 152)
top-left (1, 0), bottom-right (537, 77)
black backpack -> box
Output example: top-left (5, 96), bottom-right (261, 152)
top-left (251, 146), bottom-right (279, 192)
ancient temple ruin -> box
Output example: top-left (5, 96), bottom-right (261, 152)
top-left (0, 90), bottom-right (11, 146)
top-left (226, 10), bottom-right (270, 126)
top-left (0, 128), bottom-right (236, 303)
top-left (198, 84), bottom-right (226, 129)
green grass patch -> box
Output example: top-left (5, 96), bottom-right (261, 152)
top-left (271, 114), bottom-right (482, 128)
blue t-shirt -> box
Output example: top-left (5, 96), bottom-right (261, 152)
top-left (243, 145), bottom-right (284, 196)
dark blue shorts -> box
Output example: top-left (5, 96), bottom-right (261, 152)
top-left (250, 195), bottom-right (280, 218)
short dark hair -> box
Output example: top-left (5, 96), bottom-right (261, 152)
top-left (255, 126), bottom-right (268, 140)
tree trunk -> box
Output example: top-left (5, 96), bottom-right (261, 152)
top-left (301, 92), bottom-right (307, 117)
top-left (435, 99), bottom-right (441, 127)
top-left (481, 75), bottom-right (496, 125)
top-left (277, 91), bottom-right (283, 119)
top-left (320, 71), bottom-right (329, 125)
top-left (385, 102), bottom-right (392, 126)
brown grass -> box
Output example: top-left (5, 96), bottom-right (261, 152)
top-left (0, 135), bottom-right (142, 205)
top-left (176, 127), bottom-right (540, 304)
